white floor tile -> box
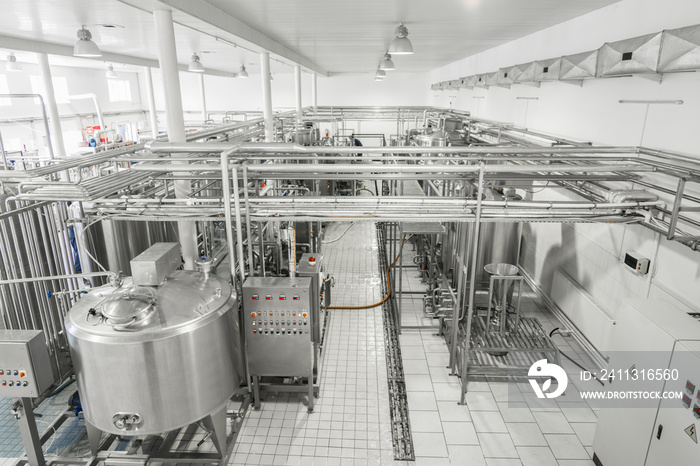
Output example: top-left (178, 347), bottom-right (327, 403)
top-left (507, 423), bottom-right (547, 446)
top-left (437, 400), bottom-right (471, 422)
top-left (515, 446), bottom-right (558, 466)
top-left (448, 445), bottom-right (487, 466)
top-left (409, 410), bottom-right (443, 433)
top-left (544, 434), bottom-right (589, 460)
top-left (413, 432), bottom-right (449, 458)
top-left (442, 421), bottom-right (479, 445)
top-left (533, 412), bottom-right (574, 434)
top-left (478, 433), bottom-right (519, 458)
top-left (472, 411), bottom-right (508, 433)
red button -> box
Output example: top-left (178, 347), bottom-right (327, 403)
top-left (252, 295), bottom-right (258, 300)
top-left (251, 313), bottom-right (256, 317)
top-left (266, 295), bottom-right (271, 300)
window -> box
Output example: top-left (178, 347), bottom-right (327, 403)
top-left (0, 75), bottom-right (10, 106)
top-left (29, 75), bottom-right (70, 104)
top-left (108, 79), bottom-right (132, 102)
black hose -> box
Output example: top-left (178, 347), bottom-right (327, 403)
top-left (549, 327), bottom-right (605, 386)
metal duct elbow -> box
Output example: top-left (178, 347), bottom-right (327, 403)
top-left (605, 190), bottom-right (659, 204)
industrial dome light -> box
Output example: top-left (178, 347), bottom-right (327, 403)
top-left (379, 53), bottom-right (395, 71)
top-left (73, 27), bottom-right (102, 58)
top-left (237, 65), bottom-right (249, 78)
top-left (106, 64), bottom-right (118, 79)
top-left (388, 23), bottom-right (413, 55)
top-left (374, 69), bottom-right (387, 81)
top-left (188, 54), bottom-right (205, 73)
top-left (5, 53), bottom-right (22, 72)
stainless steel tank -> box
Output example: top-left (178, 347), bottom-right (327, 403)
top-left (440, 189), bottom-right (521, 288)
top-left (83, 219), bottom-right (178, 277)
top-left (65, 270), bottom-right (242, 436)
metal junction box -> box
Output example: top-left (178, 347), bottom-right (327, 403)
top-left (243, 277), bottom-right (313, 377)
top-left (130, 242), bottom-right (181, 286)
top-left (0, 330), bottom-right (55, 398)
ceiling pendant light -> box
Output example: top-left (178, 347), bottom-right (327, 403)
top-left (374, 69), bottom-right (387, 81)
top-left (6, 53), bottom-right (22, 72)
top-left (388, 23), bottom-right (413, 55)
top-left (188, 53), bottom-right (205, 73)
top-left (106, 64), bottom-right (118, 79)
top-left (237, 65), bottom-right (249, 78)
top-left (379, 53), bottom-right (395, 71)
top-left (74, 27), bottom-right (102, 57)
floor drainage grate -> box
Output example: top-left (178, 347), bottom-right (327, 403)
top-left (378, 224), bottom-right (415, 461)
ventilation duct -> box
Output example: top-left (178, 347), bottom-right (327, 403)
top-left (534, 58), bottom-right (562, 82)
top-left (475, 74), bottom-right (489, 88)
top-left (597, 32), bottom-right (663, 77)
top-left (485, 71), bottom-right (501, 87)
top-left (658, 24), bottom-right (700, 73)
top-left (497, 67), bottom-right (514, 86)
top-left (430, 83), bottom-right (439, 91)
top-left (460, 75), bottom-right (477, 89)
top-left (512, 62), bottom-right (538, 83)
top-left (448, 79), bottom-right (462, 89)
top-left (559, 50), bottom-right (598, 81)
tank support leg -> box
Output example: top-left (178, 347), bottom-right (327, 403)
top-left (252, 376), bottom-right (261, 409)
top-left (202, 406), bottom-right (226, 458)
top-left (85, 420), bottom-right (102, 457)
top-left (13, 397), bottom-right (46, 466)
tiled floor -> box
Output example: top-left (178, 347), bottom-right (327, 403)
top-left (0, 218), bottom-right (602, 466)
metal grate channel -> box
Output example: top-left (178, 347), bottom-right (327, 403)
top-left (377, 224), bottom-right (415, 461)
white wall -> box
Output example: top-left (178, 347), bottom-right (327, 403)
top-left (429, 0), bottom-right (700, 328)
top-left (0, 61), bottom-right (144, 158)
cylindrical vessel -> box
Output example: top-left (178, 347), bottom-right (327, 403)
top-left (83, 219), bottom-right (178, 277)
top-left (65, 270), bottom-right (242, 435)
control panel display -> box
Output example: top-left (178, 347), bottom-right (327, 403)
top-left (243, 277), bottom-right (313, 377)
top-left (0, 330), bottom-right (55, 398)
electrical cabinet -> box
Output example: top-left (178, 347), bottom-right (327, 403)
top-left (0, 330), bottom-right (55, 398)
top-left (243, 277), bottom-right (313, 377)
top-left (593, 299), bottom-right (700, 466)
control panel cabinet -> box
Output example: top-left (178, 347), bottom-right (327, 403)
top-left (0, 330), bottom-right (55, 398)
top-left (243, 277), bottom-right (313, 377)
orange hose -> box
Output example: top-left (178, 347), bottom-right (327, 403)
top-left (328, 235), bottom-right (406, 310)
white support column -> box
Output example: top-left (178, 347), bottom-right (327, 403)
top-left (144, 67), bottom-right (159, 138)
top-left (36, 53), bottom-right (66, 160)
top-left (198, 73), bottom-right (208, 123)
top-left (154, 8), bottom-right (197, 270)
top-left (294, 65), bottom-right (302, 124)
top-left (260, 52), bottom-right (274, 142)
top-left (311, 72), bottom-right (317, 114)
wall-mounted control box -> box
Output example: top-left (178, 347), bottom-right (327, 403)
top-left (0, 330), bottom-right (55, 398)
top-left (624, 250), bottom-right (650, 275)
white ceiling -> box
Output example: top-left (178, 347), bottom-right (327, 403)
top-left (0, 0), bottom-right (622, 76)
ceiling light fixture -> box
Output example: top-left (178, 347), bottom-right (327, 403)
top-left (379, 53), bottom-right (395, 71)
top-left (237, 65), bottom-right (249, 78)
top-left (374, 69), bottom-right (387, 81)
top-left (106, 64), bottom-right (117, 79)
top-left (388, 23), bottom-right (413, 55)
top-left (6, 53), bottom-right (22, 72)
top-left (188, 53), bottom-right (205, 73)
top-left (73, 26), bottom-right (102, 58)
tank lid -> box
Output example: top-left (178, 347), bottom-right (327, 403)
top-left (66, 271), bottom-right (233, 338)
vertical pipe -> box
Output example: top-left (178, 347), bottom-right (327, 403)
top-left (154, 8), bottom-right (197, 270)
top-left (460, 163), bottom-right (485, 405)
top-left (198, 73), bottom-right (208, 123)
top-left (311, 72), bottom-right (317, 114)
top-left (294, 65), bottom-right (302, 125)
top-left (231, 166), bottom-right (247, 284)
top-left (144, 67), bottom-right (159, 138)
top-left (259, 52), bottom-right (274, 142)
top-left (36, 53), bottom-right (68, 181)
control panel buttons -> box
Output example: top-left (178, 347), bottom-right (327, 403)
top-left (251, 312), bottom-right (256, 317)
top-left (279, 295), bottom-right (286, 300)
top-left (293, 296), bottom-right (300, 300)
top-left (1, 381), bottom-right (5, 386)
top-left (252, 294), bottom-right (259, 300)
top-left (686, 380), bottom-right (696, 395)
top-left (683, 394), bottom-right (692, 408)
top-left (12, 371), bottom-right (17, 376)
top-left (0, 370), bottom-right (3, 375)
top-left (8, 381), bottom-right (13, 387)
top-left (265, 295), bottom-right (272, 300)
top-left (302, 312), bottom-right (307, 318)
top-left (22, 381), bottom-right (27, 387)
